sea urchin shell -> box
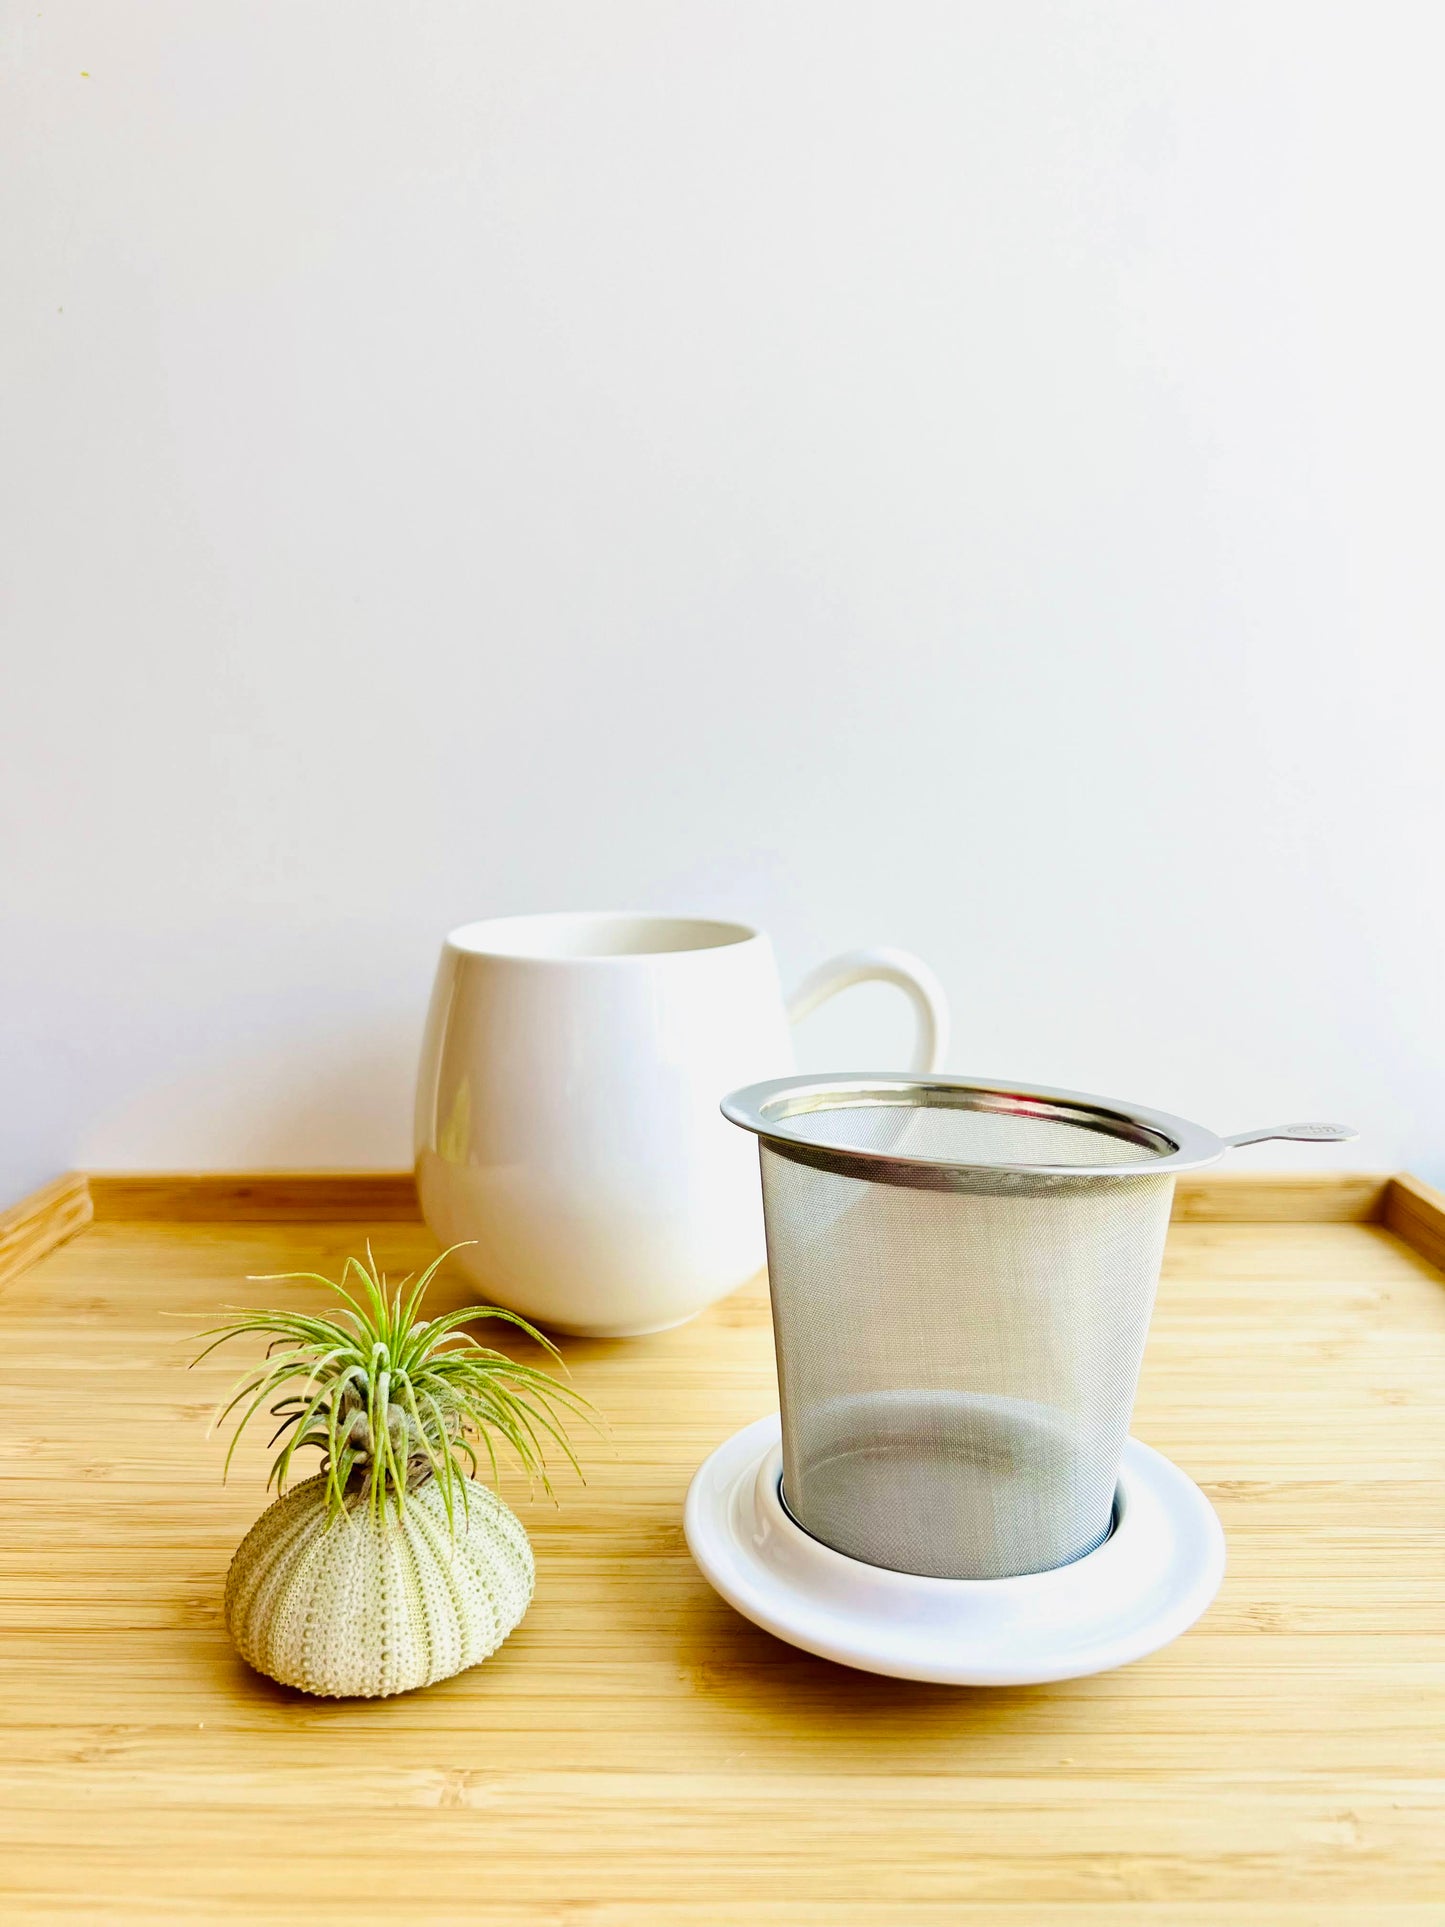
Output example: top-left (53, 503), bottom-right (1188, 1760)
top-left (225, 1472), bottom-right (534, 1698)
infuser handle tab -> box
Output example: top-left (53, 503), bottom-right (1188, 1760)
top-left (1221, 1122), bottom-right (1360, 1150)
top-left (786, 946), bottom-right (950, 1073)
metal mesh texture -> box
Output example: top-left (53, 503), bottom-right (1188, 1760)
top-left (772, 1101), bottom-right (1155, 1166)
top-left (759, 1106), bottom-right (1176, 1580)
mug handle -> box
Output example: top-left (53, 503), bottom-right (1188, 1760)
top-left (785, 947), bottom-right (950, 1074)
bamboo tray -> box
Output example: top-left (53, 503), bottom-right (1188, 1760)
top-left (1, 1168), bottom-right (1443, 1924)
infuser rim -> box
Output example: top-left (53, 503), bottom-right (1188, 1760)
top-left (720, 1072), bottom-right (1225, 1179)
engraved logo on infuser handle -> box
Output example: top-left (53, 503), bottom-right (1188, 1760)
top-left (1222, 1122), bottom-right (1360, 1149)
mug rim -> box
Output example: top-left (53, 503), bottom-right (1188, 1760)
top-left (446, 910), bottom-right (762, 963)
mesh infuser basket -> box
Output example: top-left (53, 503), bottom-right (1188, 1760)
top-left (722, 1075), bottom-right (1354, 1582)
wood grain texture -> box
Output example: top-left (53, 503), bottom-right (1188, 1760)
top-left (1171, 1170), bottom-right (1387, 1222)
top-left (0, 1172), bottom-right (92, 1290)
top-left (86, 1171), bottom-right (422, 1221)
top-left (80, 1168), bottom-right (1390, 1224)
top-left (1383, 1172), bottom-right (1445, 1272)
top-left (0, 1210), bottom-right (1441, 1923)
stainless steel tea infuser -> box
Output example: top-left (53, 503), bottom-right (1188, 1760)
top-left (720, 1075), bottom-right (1355, 1582)
top-left (685, 1073), bottom-right (1355, 1682)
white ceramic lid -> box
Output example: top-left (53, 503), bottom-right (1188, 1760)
top-left (684, 1413), bottom-right (1226, 1686)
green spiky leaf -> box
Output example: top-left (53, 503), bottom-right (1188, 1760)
top-left (193, 1244), bottom-right (595, 1524)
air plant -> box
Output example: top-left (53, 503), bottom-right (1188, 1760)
top-left (194, 1244), bottom-right (593, 1532)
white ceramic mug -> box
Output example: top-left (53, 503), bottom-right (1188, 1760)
top-left (414, 912), bottom-right (949, 1337)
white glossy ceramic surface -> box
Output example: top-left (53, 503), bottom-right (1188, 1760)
top-left (414, 913), bottom-right (948, 1336)
top-left (684, 1413), bottom-right (1226, 1685)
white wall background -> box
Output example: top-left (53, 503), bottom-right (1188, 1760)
top-left (3, 2), bottom-right (1442, 1204)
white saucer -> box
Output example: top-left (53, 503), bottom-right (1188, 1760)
top-left (684, 1413), bottom-right (1225, 1686)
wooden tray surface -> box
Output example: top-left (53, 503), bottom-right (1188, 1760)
top-left (0, 1171), bottom-right (1442, 1924)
